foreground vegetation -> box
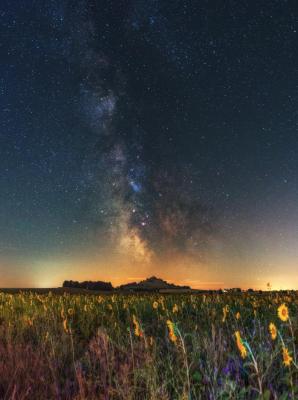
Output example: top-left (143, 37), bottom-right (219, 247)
top-left (0, 291), bottom-right (297, 399)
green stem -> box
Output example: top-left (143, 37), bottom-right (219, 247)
top-left (243, 341), bottom-right (262, 395)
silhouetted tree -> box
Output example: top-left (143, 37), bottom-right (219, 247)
top-left (63, 280), bottom-right (113, 291)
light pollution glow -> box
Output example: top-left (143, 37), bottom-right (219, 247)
top-left (1, 213), bottom-right (298, 290)
top-left (1, 243), bottom-right (298, 291)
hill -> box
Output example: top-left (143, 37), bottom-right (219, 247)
top-left (118, 276), bottom-right (191, 292)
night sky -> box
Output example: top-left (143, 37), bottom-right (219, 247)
top-left (2, 1), bottom-right (298, 289)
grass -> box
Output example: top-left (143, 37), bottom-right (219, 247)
top-left (0, 290), bottom-right (297, 399)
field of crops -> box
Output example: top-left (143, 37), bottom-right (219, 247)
top-left (0, 291), bottom-right (297, 399)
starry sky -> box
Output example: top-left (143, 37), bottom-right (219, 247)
top-left (1, 1), bottom-right (298, 289)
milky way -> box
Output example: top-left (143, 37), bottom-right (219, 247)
top-left (2, 1), bottom-right (298, 288)
top-left (55, 1), bottom-right (217, 263)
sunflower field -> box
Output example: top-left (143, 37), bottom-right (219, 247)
top-left (0, 290), bottom-right (297, 399)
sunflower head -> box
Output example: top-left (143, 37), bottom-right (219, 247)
top-left (132, 315), bottom-right (143, 337)
top-left (235, 330), bottom-right (247, 359)
top-left (269, 322), bottom-right (277, 340)
top-left (172, 304), bottom-right (178, 313)
top-left (278, 303), bottom-right (289, 322)
top-left (282, 347), bottom-right (293, 366)
top-left (166, 320), bottom-right (177, 343)
top-left (222, 305), bottom-right (229, 323)
top-left (63, 319), bottom-right (69, 333)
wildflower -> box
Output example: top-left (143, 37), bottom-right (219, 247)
top-left (153, 301), bottom-right (158, 309)
top-left (132, 315), bottom-right (143, 337)
top-left (166, 320), bottom-right (177, 343)
top-left (172, 304), bottom-right (178, 313)
top-left (269, 322), bottom-right (277, 340)
top-left (278, 303), bottom-right (289, 322)
top-left (235, 311), bottom-right (241, 320)
top-left (67, 308), bottom-right (74, 316)
top-left (222, 305), bottom-right (229, 322)
top-left (235, 331), bottom-right (247, 359)
top-left (282, 347), bottom-right (293, 366)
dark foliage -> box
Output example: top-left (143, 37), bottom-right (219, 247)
top-left (63, 280), bottom-right (113, 291)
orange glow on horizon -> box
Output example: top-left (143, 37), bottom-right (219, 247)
top-left (2, 242), bottom-right (298, 290)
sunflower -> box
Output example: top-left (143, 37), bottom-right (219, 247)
top-left (269, 322), bottom-right (277, 340)
top-left (282, 347), bottom-right (293, 366)
top-left (166, 320), bottom-right (177, 343)
top-left (172, 304), bottom-right (178, 313)
top-left (132, 315), bottom-right (143, 337)
top-left (63, 319), bottom-right (69, 334)
top-left (152, 301), bottom-right (158, 309)
top-left (235, 331), bottom-right (247, 359)
top-left (222, 305), bottom-right (229, 323)
top-left (278, 303), bottom-right (289, 322)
